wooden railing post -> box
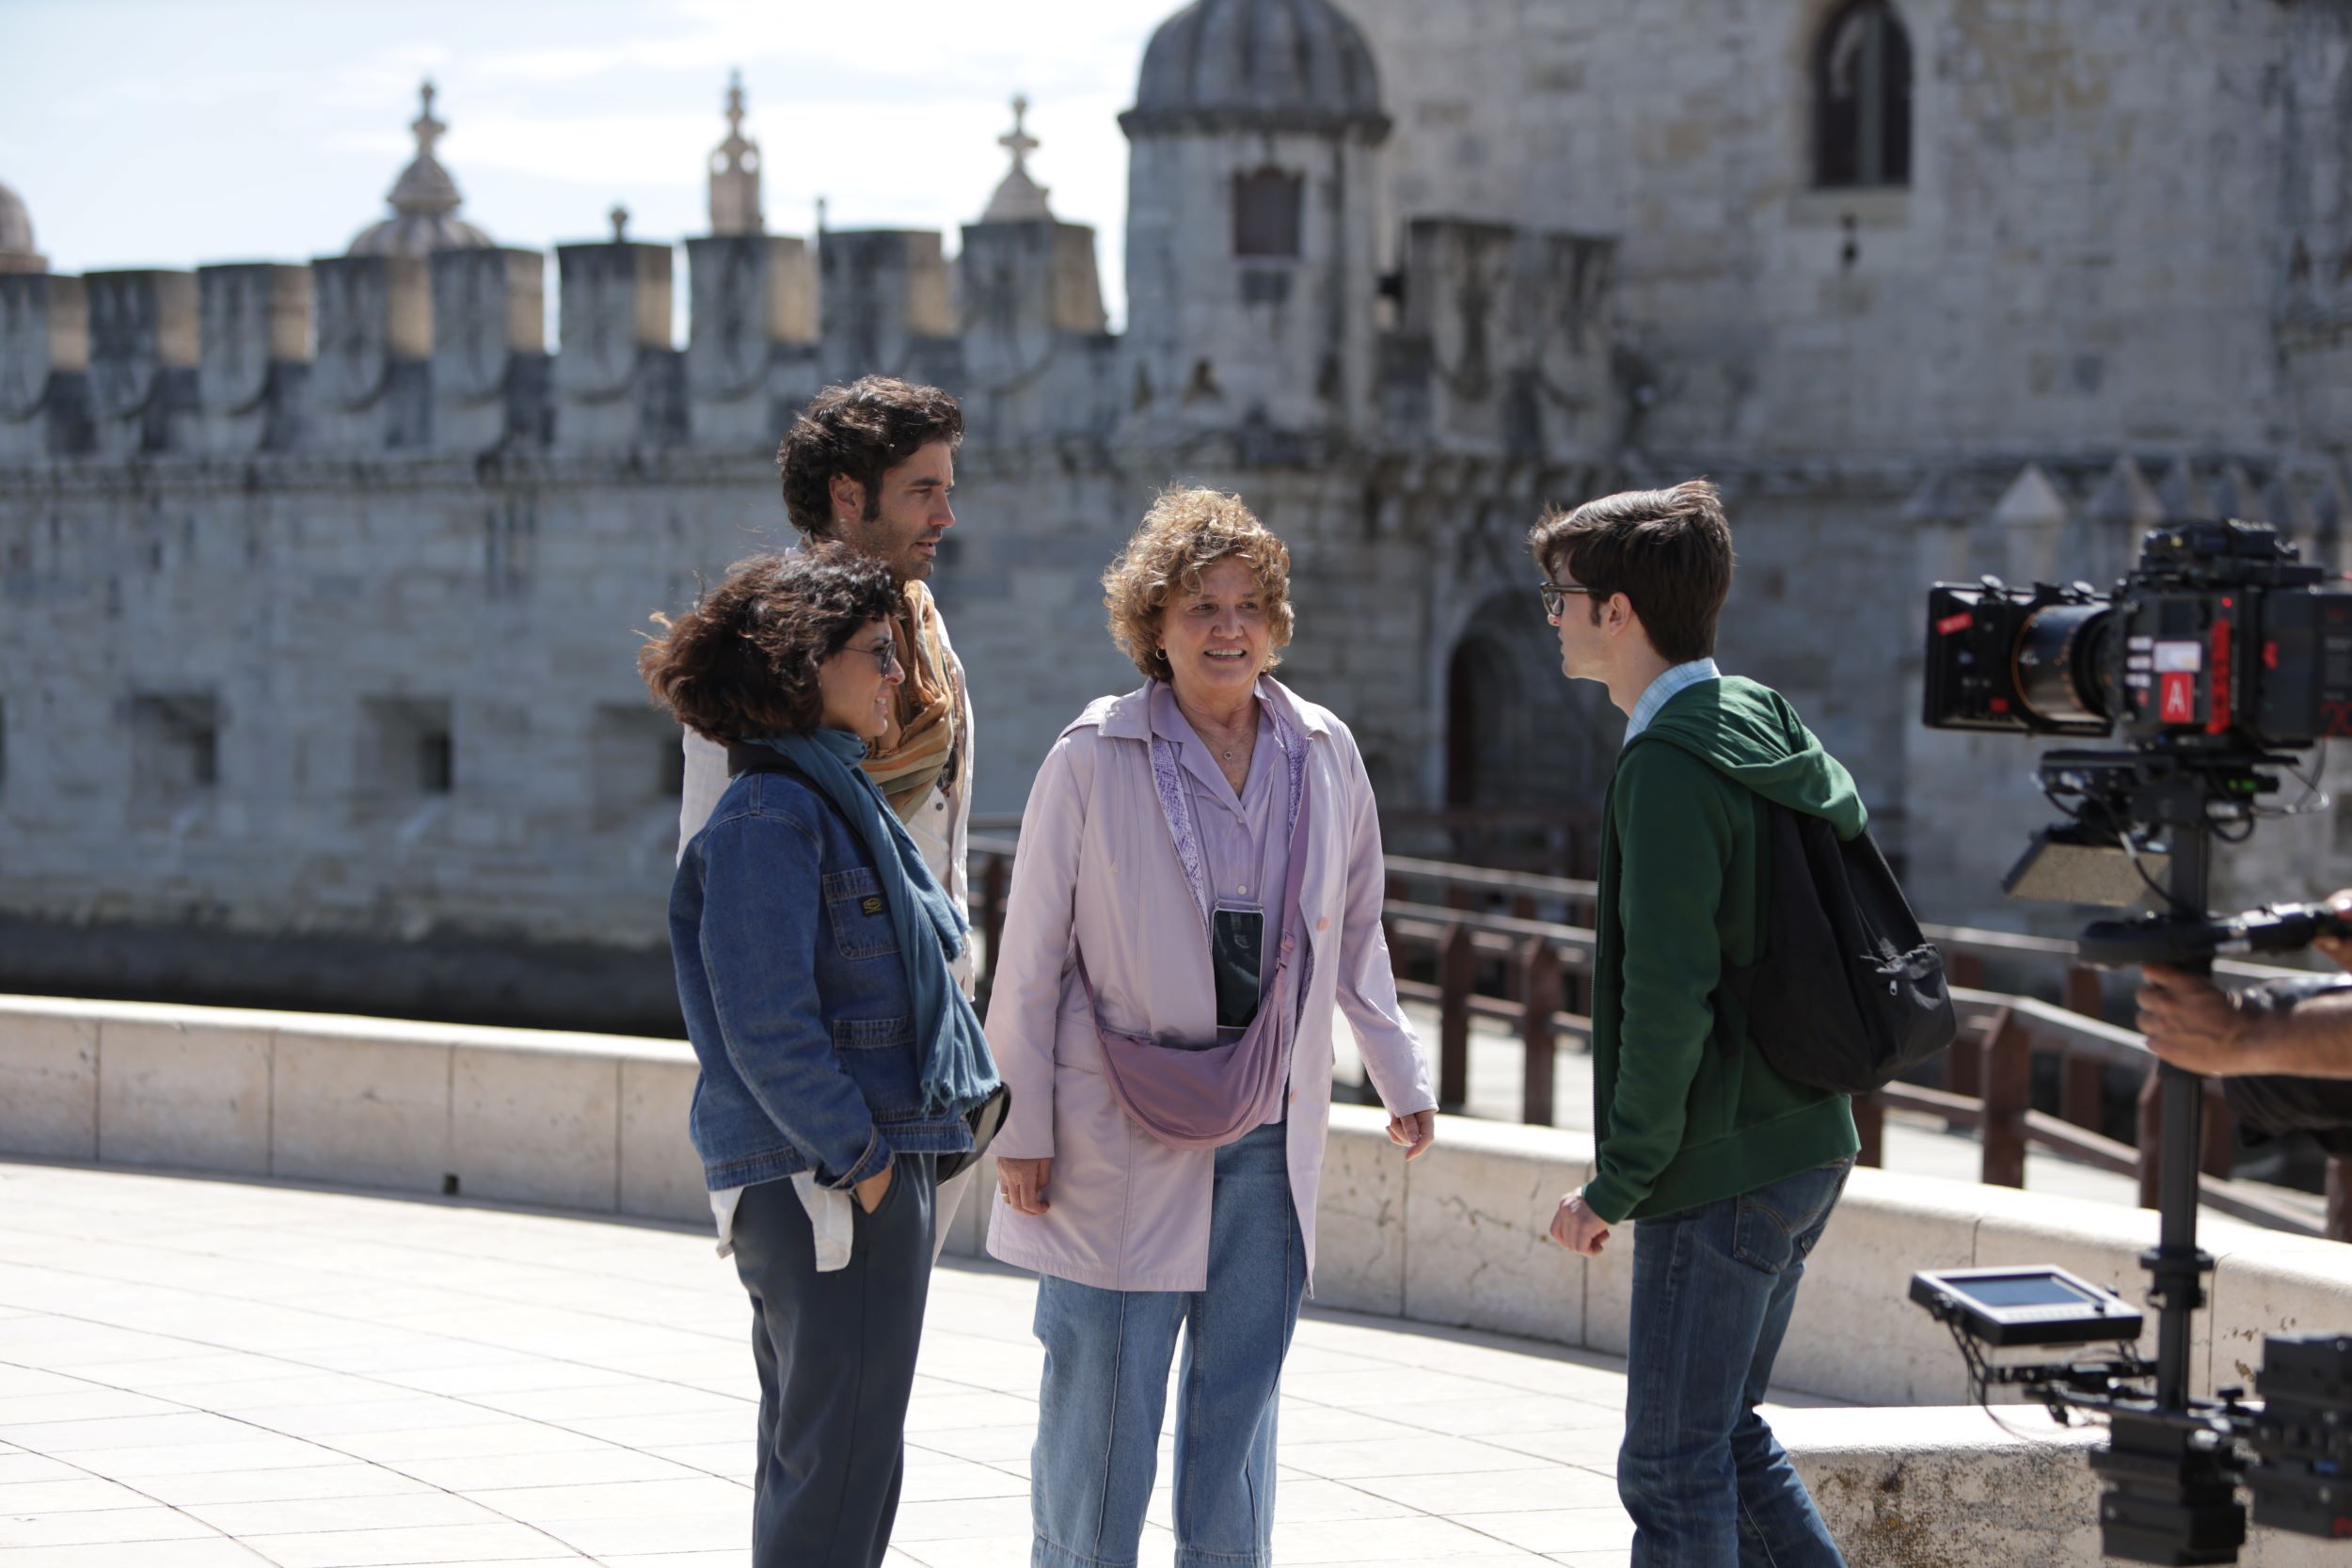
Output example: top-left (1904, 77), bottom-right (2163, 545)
top-left (1438, 923), bottom-right (1474, 1111)
top-left (977, 852), bottom-right (1009, 1006)
top-left (1519, 940), bottom-right (1562, 1126)
top-left (2060, 964), bottom-right (2106, 1133)
top-left (1981, 1009), bottom-right (2030, 1189)
top-left (1946, 1032), bottom-right (1984, 1134)
top-left (1854, 1092), bottom-right (1885, 1169)
top-left (1945, 953), bottom-right (1985, 1126)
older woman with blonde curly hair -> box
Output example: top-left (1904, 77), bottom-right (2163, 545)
top-left (985, 488), bottom-right (1438, 1568)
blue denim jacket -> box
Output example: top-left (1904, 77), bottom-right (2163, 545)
top-left (669, 768), bottom-right (974, 1193)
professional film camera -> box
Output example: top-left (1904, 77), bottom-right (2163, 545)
top-left (1915, 519), bottom-right (2352, 1562)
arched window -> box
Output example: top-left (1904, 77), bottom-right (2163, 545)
top-left (1814, 0), bottom-right (1912, 188)
top-left (1232, 167), bottom-right (1303, 258)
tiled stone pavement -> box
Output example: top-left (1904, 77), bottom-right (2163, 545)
top-left (0, 1159), bottom-right (1787, 1567)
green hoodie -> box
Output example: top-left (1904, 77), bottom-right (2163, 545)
top-left (1581, 675), bottom-right (1863, 1224)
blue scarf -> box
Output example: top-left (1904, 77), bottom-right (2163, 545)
top-left (751, 729), bottom-right (999, 1120)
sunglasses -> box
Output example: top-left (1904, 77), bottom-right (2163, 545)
top-left (848, 638), bottom-right (902, 675)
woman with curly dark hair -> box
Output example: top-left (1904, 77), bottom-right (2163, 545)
top-left (641, 546), bottom-right (999, 1568)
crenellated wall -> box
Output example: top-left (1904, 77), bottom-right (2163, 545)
top-left (0, 193), bottom-right (1624, 1026)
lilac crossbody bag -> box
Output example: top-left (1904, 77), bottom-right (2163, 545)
top-left (1073, 721), bottom-right (1313, 1151)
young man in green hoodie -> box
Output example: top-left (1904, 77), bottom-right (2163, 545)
top-left (1534, 480), bottom-right (1859, 1567)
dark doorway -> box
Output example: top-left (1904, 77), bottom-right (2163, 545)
top-left (1439, 594), bottom-right (1621, 871)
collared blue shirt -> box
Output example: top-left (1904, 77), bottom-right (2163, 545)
top-left (1621, 657), bottom-right (1722, 747)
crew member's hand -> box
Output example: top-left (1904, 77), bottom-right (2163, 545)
top-left (853, 1163), bottom-right (894, 1215)
top-left (997, 1156), bottom-right (1052, 1215)
top-left (2137, 964), bottom-right (2250, 1075)
top-left (1387, 1109), bottom-right (1437, 1160)
top-left (1549, 1188), bottom-right (1612, 1257)
top-left (2315, 890), bottom-right (2352, 974)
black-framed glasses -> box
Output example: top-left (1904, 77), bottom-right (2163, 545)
top-left (850, 639), bottom-right (902, 675)
top-left (1539, 580), bottom-right (1598, 617)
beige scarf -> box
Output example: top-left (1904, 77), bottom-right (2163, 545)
top-left (864, 580), bottom-right (960, 823)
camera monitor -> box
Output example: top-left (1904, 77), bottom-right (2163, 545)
top-left (1910, 1264), bottom-right (2145, 1348)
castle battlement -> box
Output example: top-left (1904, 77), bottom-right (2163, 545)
top-left (0, 67), bottom-right (1618, 473)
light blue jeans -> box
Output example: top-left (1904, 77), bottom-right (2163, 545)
top-left (1617, 1157), bottom-right (1854, 1568)
top-left (1029, 1119), bottom-right (1305, 1568)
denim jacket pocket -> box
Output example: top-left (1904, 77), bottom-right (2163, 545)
top-left (833, 1015), bottom-right (920, 1117)
top-left (822, 866), bottom-right (901, 959)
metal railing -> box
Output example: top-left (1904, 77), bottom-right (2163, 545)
top-left (967, 835), bottom-right (2348, 1241)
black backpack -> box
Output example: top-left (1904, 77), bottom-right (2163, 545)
top-left (1718, 801), bottom-right (1956, 1095)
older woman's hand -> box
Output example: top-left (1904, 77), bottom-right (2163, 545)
top-left (998, 1156), bottom-right (1052, 1215)
top-left (1387, 1110), bottom-right (1436, 1160)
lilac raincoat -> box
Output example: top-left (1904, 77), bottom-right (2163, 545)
top-left (984, 679), bottom-right (1436, 1293)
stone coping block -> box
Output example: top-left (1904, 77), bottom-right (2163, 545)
top-left (1780, 1405), bottom-right (2343, 1568)
top-left (0, 994), bottom-right (697, 1219)
top-left (1779, 1404), bottom-right (2105, 1566)
top-left (3, 994), bottom-right (2348, 1410)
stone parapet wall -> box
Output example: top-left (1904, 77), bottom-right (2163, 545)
top-left (6, 993), bottom-right (2347, 1418)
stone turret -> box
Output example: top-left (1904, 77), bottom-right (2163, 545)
top-left (349, 82), bottom-right (495, 260)
top-left (1119, 0), bottom-right (1390, 436)
top-left (707, 71), bottom-right (764, 237)
top-left (0, 179), bottom-right (44, 274)
top-left (959, 97), bottom-right (1112, 442)
top-left (690, 75), bottom-right (819, 446)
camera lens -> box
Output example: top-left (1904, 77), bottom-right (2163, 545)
top-left (2013, 603), bottom-right (2111, 725)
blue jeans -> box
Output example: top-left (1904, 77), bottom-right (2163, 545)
top-left (1617, 1157), bottom-right (1853, 1568)
top-left (1029, 1120), bottom-right (1305, 1568)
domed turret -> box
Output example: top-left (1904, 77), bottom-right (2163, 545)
top-left (1119, 0), bottom-right (1390, 435)
top-left (349, 81), bottom-right (494, 259)
top-left (1122, 0), bottom-right (1388, 141)
top-left (0, 179), bottom-right (44, 274)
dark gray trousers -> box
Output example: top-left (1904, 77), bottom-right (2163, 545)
top-left (730, 1156), bottom-right (938, 1568)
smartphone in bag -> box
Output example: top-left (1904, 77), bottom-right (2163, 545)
top-left (1211, 902), bottom-right (1265, 1034)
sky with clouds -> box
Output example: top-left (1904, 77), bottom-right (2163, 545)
top-left (0, 0), bottom-right (1179, 328)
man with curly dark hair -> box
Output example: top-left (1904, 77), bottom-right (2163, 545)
top-left (681, 375), bottom-right (974, 974)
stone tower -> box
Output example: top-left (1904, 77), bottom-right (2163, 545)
top-left (1118, 0), bottom-right (1390, 435)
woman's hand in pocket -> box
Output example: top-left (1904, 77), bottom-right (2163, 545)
top-left (853, 1163), bottom-right (894, 1215)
